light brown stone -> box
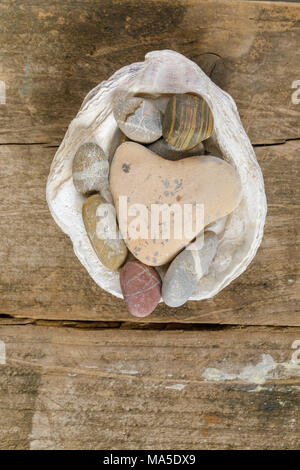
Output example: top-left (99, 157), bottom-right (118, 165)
top-left (82, 194), bottom-right (128, 271)
top-left (109, 142), bottom-right (242, 266)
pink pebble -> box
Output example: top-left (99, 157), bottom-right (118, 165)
top-left (120, 260), bottom-right (162, 317)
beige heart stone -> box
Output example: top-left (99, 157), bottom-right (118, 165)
top-left (110, 142), bottom-right (241, 266)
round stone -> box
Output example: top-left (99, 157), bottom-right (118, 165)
top-left (162, 231), bottom-right (219, 307)
top-left (72, 143), bottom-right (109, 196)
top-left (82, 194), bottom-right (127, 271)
top-left (113, 94), bottom-right (163, 144)
top-left (120, 260), bottom-right (161, 317)
top-left (162, 93), bottom-right (214, 150)
top-left (148, 138), bottom-right (205, 161)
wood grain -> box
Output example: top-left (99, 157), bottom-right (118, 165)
top-left (0, 140), bottom-right (298, 324)
top-left (0, 0), bottom-right (299, 451)
top-left (0, 0), bottom-right (299, 324)
top-left (0, 324), bottom-right (299, 450)
top-left (0, 1), bottom-right (299, 145)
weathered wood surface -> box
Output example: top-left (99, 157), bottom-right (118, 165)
top-left (0, 0), bottom-right (299, 451)
top-left (0, 0), bottom-right (299, 325)
top-left (0, 0), bottom-right (299, 146)
top-left (0, 324), bottom-right (299, 450)
top-left (0, 140), bottom-right (298, 324)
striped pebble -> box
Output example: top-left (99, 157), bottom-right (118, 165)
top-left (163, 93), bottom-right (214, 150)
top-left (120, 260), bottom-right (161, 317)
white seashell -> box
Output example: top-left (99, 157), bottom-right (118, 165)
top-left (46, 50), bottom-right (267, 301)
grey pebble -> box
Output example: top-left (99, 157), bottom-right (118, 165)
top-left (162, 231), bottom-right (219, 307)
top-left (72, 143), bottom-right (109, 196)
top-left (113, 94), bottom-right (162, 144)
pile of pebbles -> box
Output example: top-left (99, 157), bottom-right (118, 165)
top-left (72, 92), bottom-right (241, 317)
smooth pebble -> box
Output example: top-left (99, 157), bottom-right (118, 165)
top-left (113, 94), bottom-right (162, 144)
top-left (120, 260), bottom-right (161, 317)
top-left (163, 93), bottom-right (214, 150)
top-left (110, 142), bottom-right (241, 266)
top-left (82, 194), bottom-right (127, 271)
top-left (162, 231), bottom-right (219, 307)
top-left (72, 143), bottom-right (109, 196)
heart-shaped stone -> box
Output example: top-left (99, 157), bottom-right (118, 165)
top-left (110, 142), bottom-right (241, 266)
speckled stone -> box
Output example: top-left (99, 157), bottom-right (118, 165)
top-left (120, 260), bottom-right (161, 317)
top-left (162, 231), bottom-right (219, 307)
top-left (82, 194), bottom-right (127, 271)
top-left (163, 93), bottom-right (214, 150)
top-left (113, 95), bottom-right (162, 144)
top-left (110, 142), bottom-right (241, 266)
top-left (72, 143), bottom-right (109, 196)
top-left (148, 138), bottom-right (205, 161)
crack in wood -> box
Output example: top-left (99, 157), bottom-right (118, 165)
top-left (1, 315), bottom-right (300, 331)
top-left (0, 136), bottom-right (299, 148)
top-left (253, 137), bottom-right (300, 147)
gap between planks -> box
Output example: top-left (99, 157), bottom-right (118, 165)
top-left (1, 316), bottom-right (300, 331)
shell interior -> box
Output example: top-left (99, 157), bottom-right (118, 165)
top-left (46, 50), bottom-right (267, 301)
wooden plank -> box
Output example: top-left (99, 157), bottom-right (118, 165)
top-left (0, 1), bottom-right (299, 145)
top-left (0, 324), bottom-right (299, 449)
top-left (0, 141), bottom-right (298, 325)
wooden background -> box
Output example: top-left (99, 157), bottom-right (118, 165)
top-left (0, 0), bottom-right (299, 449)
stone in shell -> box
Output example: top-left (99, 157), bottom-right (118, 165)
top-left (46, 50), bottom-right (267, 301)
